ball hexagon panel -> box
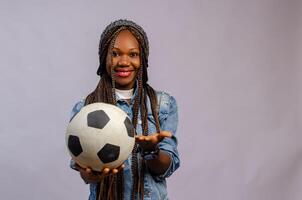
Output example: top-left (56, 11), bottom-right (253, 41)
top-left (87, 110), bottom-right (110, 129)
top-left (124, 117), bottom-right (134, 137)
top-left (97, 143), bottom-right (120, 163)
top-left (68, 135), bottom-right (83, 157)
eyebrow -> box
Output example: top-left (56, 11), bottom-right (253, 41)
top-left (112, 47), bottom-right (139, 51)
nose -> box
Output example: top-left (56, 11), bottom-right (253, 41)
top-left (117, 55), bottom-right (130, 66)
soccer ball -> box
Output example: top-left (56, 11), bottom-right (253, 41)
top-left (66, 102), bottom-right (135, 172)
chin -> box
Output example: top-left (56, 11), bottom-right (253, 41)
top-left (114, 77), bottom-right (136, 89)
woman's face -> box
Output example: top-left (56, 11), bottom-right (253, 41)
top-left (106, 30), bottom-right (141, 90)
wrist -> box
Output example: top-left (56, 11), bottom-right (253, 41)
top-left (140, 146), bottom-right (160, 160)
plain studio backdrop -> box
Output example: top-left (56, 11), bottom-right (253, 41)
top-left (0, 0), bottom-right (301, 199)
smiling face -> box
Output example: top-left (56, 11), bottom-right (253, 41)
top-left (105, 30), bottom-right (141, 90)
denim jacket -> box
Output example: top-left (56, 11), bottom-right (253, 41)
top-left (69, 89), bottom-right (180, 200)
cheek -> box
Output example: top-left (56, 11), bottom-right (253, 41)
top-left (105, 56), bottom-right (116, 75)
top-left (105, 62), bottom-right (111, 75)
top-left (105, 54), bottom-right (110, 74)
top-left (133, 58), bottom-right (141, 69)
top-left (132, 70), bottom-right (139, 80)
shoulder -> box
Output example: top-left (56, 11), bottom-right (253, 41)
top-left (155, 91), bottom-right (178, 115)
top-left (70, 99), bottom-right (85, 121)
top-left (155, 91), bottom-right (179, 135)
top-left (72, 99), bottom-right (85, 111)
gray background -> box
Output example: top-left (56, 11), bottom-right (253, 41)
top-left (0, 0), bottom-right (301, 199)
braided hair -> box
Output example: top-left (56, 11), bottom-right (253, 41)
top-left (85, 19), bottom-right (161, 200)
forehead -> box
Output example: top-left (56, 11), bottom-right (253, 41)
top-left (113, 29), bottom-right (139, 49)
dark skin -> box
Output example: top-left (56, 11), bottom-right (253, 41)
top-left (76, 30), bottom-right (172, 182)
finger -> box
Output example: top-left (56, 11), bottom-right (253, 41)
top-left (135, 135), bottom-right (148, 143)
top-left (158, 131), bottom-right (172, 140)
top-left (77, 165), bottom-right (87, 173)
top-left (118, 164), bottom-right (125, 170)
top-left (96, 167), bottom-right (110, 179)
top-left (135, 135), bottom-right (142, 142)
top-left (102, 167), bottom-right (110, 175)
top-left (139, 136), bottom-right (145, 140)
top-left (85, 168), bottom-right (92, 175)
top-left (111, 168), bottom-right (119, 174)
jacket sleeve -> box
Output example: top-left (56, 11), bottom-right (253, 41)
top-left (154, 93), bottom-right (180, 181)
top-left (69, 99), bottom-right (85, 122)
top-left (68, 99), bottom-right (85, 170)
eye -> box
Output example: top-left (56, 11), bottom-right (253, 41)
top-left (112, 51), bottom-right (119, 57)
top-left (129, 52), bottom-right (139, 58)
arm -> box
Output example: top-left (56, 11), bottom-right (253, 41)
top-left (136, 131), bottom-right (173, 175)
top-left (136, 94), bottom-right (180, 178)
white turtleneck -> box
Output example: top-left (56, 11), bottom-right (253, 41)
top-left (115, 88), bottom-right (134, 100)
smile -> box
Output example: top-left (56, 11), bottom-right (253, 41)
top-left (114, 70), bottom-right (134, 78)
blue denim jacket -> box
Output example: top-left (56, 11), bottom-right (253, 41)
top-left (69, 90), bottom-right (180, 200)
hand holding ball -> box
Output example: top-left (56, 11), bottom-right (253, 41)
top-left (66, 103), bottom-right (135, 172)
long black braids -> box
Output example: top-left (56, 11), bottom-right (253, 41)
top-left (85, 19), bottom-right (160, 200)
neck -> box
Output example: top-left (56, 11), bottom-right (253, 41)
top-left (115, 88), bottom-right (134, 100)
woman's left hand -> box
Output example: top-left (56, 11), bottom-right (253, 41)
top-left (135, 131), bottom-right (172, 151)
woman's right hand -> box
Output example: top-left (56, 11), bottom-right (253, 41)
top-left (74, 163), bottom-right (125, 184)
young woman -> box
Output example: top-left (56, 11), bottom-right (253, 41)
top-left (70, 19), bottom-right (180, 200)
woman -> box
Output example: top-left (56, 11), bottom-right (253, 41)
top-left (70, 19), bottom-right (180, 200)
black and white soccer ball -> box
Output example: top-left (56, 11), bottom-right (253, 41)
top-left (66, 102), bottom-right (135, 172)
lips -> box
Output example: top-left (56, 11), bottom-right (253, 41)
top-left (115, 71), bottom-right (132, 77)
top-left (114, 69), bottom-right (134, 78)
